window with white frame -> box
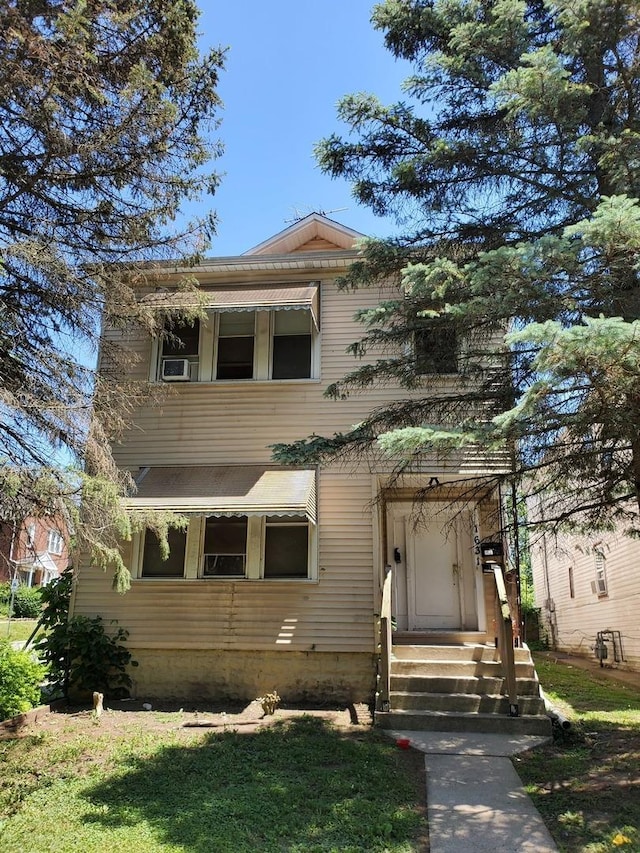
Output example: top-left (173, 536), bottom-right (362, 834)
top-left (141, 527), bottom-right (187, 577)
top-left (160, 318), bottom-right (200, 381)
top-left (156, 309), bottom-right (317, 382)
top-left (202, 516), bottom-right (248, 576)
top-left (215, 313), bottom-right (255, 380)
top-left (568, 564), bottom-right (575, 599)
top-left (271, 311), bottom-right (313, 380)
top-left (264, 517), bottom-right (309, 578)
top-left (594, 550), bottom-right (608, 596)
top-left (47, 529), bottom-right (64, 556)
top-left (135, 514), bottom-right (314, 580)
top-left (26, 523), bottom-right (36, 547)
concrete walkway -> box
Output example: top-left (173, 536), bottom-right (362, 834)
top-left (386, 731), bottom-right (559, 853)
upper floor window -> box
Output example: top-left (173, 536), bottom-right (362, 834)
top-left (47, 529), bottom-right (64, 556)
top-left (415, 321), bottom-right (458, 375)
top-left (156, 309), bottom-right (317, 383)
top-left (272, 311), bottom-right (312, 379)
top-left (216, 312), bottom-right (255, 380)
top-left (160, 318), bottom-right (200, 381)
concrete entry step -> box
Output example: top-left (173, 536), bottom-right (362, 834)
top-left (377, 708), bottom-right (552, 736)
top-left (392, 643), bottom-right (533, 662)
top-left (393, 631), bottom-right (489, 645)
top-left (377, 640), bottom-right (551, 737)
top-left (391, 691), bottom-right (546, 715)
top-left (391, 674), bottom-right (542, 696)
top-left (392, 658), bottom-right (536, 678)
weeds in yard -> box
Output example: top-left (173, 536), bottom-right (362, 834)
top-left (0, 714), bottom-right (425, 852)
top-left (516, 656), bottom-right (640, 853)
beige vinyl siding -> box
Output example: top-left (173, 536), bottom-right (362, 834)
top-left (75, 259), bottom-right (506, 665)
top-left (107, 275), bottom-right (508, 475)
top-left (531, 531), bottom-right (640, 672)
top-left (73, 469), bottom-right (376, 653)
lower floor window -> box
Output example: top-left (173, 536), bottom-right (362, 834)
top-left (264, 518), bottom-right (308, 578)
top-left (203, 517), bottom-right (247, 577)
top-left (142, 527), bottom-right (187, 578)
top-left (135, 514), bottom-right (314, 580)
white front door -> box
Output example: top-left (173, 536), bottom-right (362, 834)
top-left (407, 518), bottom-right (460, 630)
top-left (389, 502), bottom-right (478, 632)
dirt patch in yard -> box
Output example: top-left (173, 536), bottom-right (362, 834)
top-left (3, 697), bottom-right (376, 742)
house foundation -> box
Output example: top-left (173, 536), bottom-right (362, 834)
top-left (128, 649), bottom-right (377, 704)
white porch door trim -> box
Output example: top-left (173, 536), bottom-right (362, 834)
top-left (389, 501), bottom-right (481, 632)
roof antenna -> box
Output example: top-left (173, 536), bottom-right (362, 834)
top-left (285, 206), bottom-right (348, 223)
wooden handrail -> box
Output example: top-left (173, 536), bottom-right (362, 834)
top-left (492, 564), bottom-right (519, 717)
top-left (377, 568), bottom-right (393, 712)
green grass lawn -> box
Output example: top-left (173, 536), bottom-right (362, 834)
top-left (515, 655), bottom-right (640, 853)
top-left (0, 619), bottom-right (41, 644)
top-left (0, 714), bottom-right (426, 853)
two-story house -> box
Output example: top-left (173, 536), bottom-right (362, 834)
top-left (72, 214), bottom-right (550, 734)
top-left (0, 516), bottom-right (68, 587)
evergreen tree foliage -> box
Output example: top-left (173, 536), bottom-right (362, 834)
top-left (0, 1), bottom-right (224, 587)
top-left (273, 0), bottom-right (640, 534)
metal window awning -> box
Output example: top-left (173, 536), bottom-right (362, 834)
top-left (124, 466), bottom-right (317, 522)
top-left (140, 283), bottom-right (320, 329)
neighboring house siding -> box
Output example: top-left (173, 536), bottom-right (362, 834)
top-left (531, 532), bottom-right (640, 672)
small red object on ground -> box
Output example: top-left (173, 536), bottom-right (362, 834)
top-left (396, 737), bottom-right (411, 749)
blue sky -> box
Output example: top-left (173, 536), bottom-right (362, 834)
top-left (196, 1), bottom-right (410, 256)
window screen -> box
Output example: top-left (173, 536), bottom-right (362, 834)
top-left (142, 527), bottom-right (187, 578)
top-left (203, 516), bottom-right (247, 576)
top-left (264, 518), bottom-right (308, 578)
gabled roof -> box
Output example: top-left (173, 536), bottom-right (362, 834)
top-left (243, 213), bottom-right (364, 256)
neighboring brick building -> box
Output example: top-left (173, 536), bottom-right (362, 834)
top-left (0, 516), bottom-right (69, 587)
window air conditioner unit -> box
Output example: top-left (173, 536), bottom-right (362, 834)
top-left (162, 358), bottom-right (191, 381)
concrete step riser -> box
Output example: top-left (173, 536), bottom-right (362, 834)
top-left (393, 645), bottom-right (533, 662)
top-left (392, 660), bottom-right (536, 678)
top-left (376, 710), bottom-right (552, 736)
top-left (390, 692), bottom-right (546, 715)
top-left (390, 675), bottom-right (541, 695)
top-left (393, 632), bottom-right (488, 645)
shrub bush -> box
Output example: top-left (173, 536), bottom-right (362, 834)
top-left (0, 640), bottom-right (46, 720)
top-left (11, 585), bottom-right (43, 618)
top-left (36, 574), bottom-right (136, 698)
